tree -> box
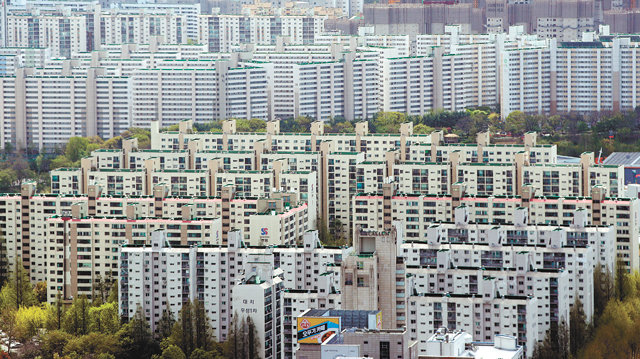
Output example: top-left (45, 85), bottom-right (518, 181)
top-left (49, 155), bottom-right (74, 170)
top-left (34, 281), bottom-right (47, 303)
top-left (63, 332), bottom-right (120, 358)
top-left (224, 315), bottom-right (260, 359)
top-left (3, 142), bottom-right (14, 156)
top-left (121, 128), bottom-right (151, 149)
top-left (65, 137), bottom-right (90, 163)
top-left (107, 280), bottom-right (119, 304)
top-left (188, 348), bottom-right (210, 359)
top-left (0, 237), bottom-right (8, 286)
top-left (317, 218), bottom-right (334, 245)
top-left (161, 345), bottom-right (187, 359)
top-left (328, 219), bottom-right (347, 246)
top-left (372, 112), bottom-right (406, 133)
top-left (532, 320), bottom-right (569, 359)
top-left (235, 119), bottom-right (266, 133)
top-left (505, 111), bottom-right (528, 136)
top-left (615, 259), bottom-right (627, 301)
top-left (62, 296), bottom-right (90, 336)
top-left (116, 305), bottom-right (159, 359)
top-left (0, 260), bottom-right (37, 311)
top-left (569, 298), bottom-right (588, 357)
top-left (0, 168), bottom-right (18, 193)
top-left (15, 305), bottom-right (47, 342)
top-left (38, 330), bottom-right (72, 359)
top-left (170, 301), bottom-right (194, 356)
top-left (413, 124), bottom-right (435, 134)
top-left (245, 317), bottom-right (260, 359)
top-left (46, 291), bottom-right (65, 331)
top-left (192, 300), bottom-right (214, 351)
top-left (89, 302), bottom-right (120, 334)
top-left (157, 303), bottom-right (175, 340)
top-left (224, 316), bottom-right (243, 359)
top-left (93, 274), bottom-right (116, 305)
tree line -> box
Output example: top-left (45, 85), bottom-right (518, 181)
top-left (184, 108), bottom-right (640, 157)
top-left (6, 107), bottom-right (639, 194)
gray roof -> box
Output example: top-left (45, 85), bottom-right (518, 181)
top-left (557, 155), bottom-right (580, 164)
top-left (603, 152), bottom-right (640, 165)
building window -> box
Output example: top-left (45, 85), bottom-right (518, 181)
top-left (380, 341), bottom-right (390, 359)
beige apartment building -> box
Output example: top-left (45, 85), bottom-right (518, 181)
top-left (352, 182), bottom-right (640, 270)
top-left (2, 181), bottom-right (309, 299)
top-left (53, 121), bottom-right (566, 238)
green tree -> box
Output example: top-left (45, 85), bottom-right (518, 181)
top-left (532, 320), bottom-right (570, 359)
top-left (0, 168), bottom-right (18, 192)
top-left (505, 111), bottom-right (528, 136)
top-left (15, 304), bottom-right (47, 342)
top-left (38, 330), bottom-right (72, 359)
top-left (0, 308), bottom-right (18, 355)
top-left (107, 280), bottom-right (119, 304)
top-left (224, 315), bottom-right (260, 359)
top-left (63, 332), bottom-right (120, 358)
top-left (157, 303), bottom-right (175, 340)
top-left (3, 142), bottom-right (14, 156)
top-left (93, 274), bottom-right (116, 305)
top-left (245, 317), bottom-right (260, 359)
top-left (616, 259), bottom-right (628, 300)
top-left (116, 305), bottom-right (159, 359)
top-left (62, 295), bottom-right (90, 336)
top-left (192, 299), bottom-right (214, 351)
top-left (89, 302), bottom-right (120, 334)
top-left (65, 137), bottom-right (90, 162)
top-left (0, 259), bottom-right (37, 310)
top-left (413, 123), bottom-right (435, 134)
top-left (372, 112), bottom-right (406, 133)
top-left (34, 281), bottom-right (47, 303)
top-left (569, 298), bottom-right (588, 357)
top-left (121, 128), bottom-right (151, 149)
top-left (236, 119), bottom-right (267, 132)
top-left (46, 291), bottom-right (65, 330)
top-left (170, 301), bottom-right (194, 356)
top-left (0, 237), bottom-right (8, 286)
top-left (224, 316), bottom-right (243, 359)
top-left (593, 263), bottom-right (614, 320)
top-left (49, 155), bottom-right (74, 170)
top-left (189, 348), bottom-right (214, 359)
top-left (160, 345), bottom-right (187, 359)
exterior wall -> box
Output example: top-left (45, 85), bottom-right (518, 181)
top-left (352, 185), bottom-right (639, 270)
top-left (119, 230), bottom-right (347, 343)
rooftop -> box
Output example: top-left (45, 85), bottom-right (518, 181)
top-left (603, 152), bottom-right (640, 166)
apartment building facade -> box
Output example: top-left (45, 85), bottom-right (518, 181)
top-left (119, 230), bottom-right (348, 343)
top-left (352, 182), bottom-right (639, 270)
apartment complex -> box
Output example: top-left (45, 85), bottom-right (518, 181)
top-left (0, 178), bottom-right (315, 304)
top-left (5, 25), bottom-right (640, 148)
top-left (197, 14), bottom-right (326, 52)
top-left (364, 0), bottom-right (597, 41)
top-left (353, 182), bottom-right (639, 270)
top-left (339, 217), bottom-right (614, 357)
top-left (119, 230), bottom-right (348, 345)
top-left (53, 122), bottom-right (567, 237)
top-left (0, 48), bottom-right (268, 148)
top-left (4, 4), bottom-right (199, 58)
top-left (119, 212), bottom-right (609, 357)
